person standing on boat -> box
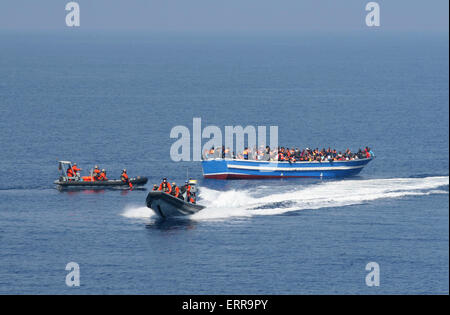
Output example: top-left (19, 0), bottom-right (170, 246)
top-left (121, 169), bottom-right (133, 189)
top-left (243, 147), bottom-right (249, 160)
top-left (180, 180), bottom-right (193, 202)
top-left (180, 180), bottom-right (188, 194)
top-left (158, 178), bottom-right (171, 194)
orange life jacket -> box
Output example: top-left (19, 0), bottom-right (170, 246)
top-left (158, 182), bottom-right (172, 193)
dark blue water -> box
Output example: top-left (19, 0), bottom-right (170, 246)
top-left (0, 31), bottom-right (448, 294)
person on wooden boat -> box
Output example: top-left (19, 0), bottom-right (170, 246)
top-left (97, 169), bottom-right (108, 181)
top-left (121, 169), bottom-right (133, 189)
top-left (208, 147), bottom-right (215, 159)
top-left (158, 178), bottom-right (171, 194)
top-left (277, 147), bottom-right (285, 161)
top-left (243, 147), bottom-right (249, 160)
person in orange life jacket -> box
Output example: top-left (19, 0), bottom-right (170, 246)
top-left (170, 182), bottom-right (183, 199)
top-left (158, 177), bottom-right (171, 194)
top-left (180, 180), bottom-right (189, 195)
top-left (72, 163), bottom-right (82, 175)
top-left (285, 148), bottom-right (292, 160)
top-left (67, 167), bottom-right (74, 178)
top-left (278, 151), bottom-right (284, 161)
top-left (181, 180), bottom-right (195, 202)
top-left (365, 147), bottom-right (372, 158)
top-left (67, 163), bottom-right (81, 179)
top-left (184, 182), bottom-right (195, 203)
top-left (93, 165), bottom-right (101, 180)
top-left (97, 169), bottom-right (108, 181)
top-left (188, 188), bottom-right (196, 204)
top-left (121, 169), bottom-right (133, 189)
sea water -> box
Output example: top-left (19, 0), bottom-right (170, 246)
top-left (0, 31), bottom-right (448, 294)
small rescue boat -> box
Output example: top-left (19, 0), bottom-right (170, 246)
top-left (54, 161), bottom-right (148, 190)
top-left (146, 180), bottom-right (205, 218)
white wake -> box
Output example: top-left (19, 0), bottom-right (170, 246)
top-left (121, 176), bottom-right (449, 221)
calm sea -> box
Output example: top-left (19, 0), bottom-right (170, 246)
top-left (0, 31), bottom-right (448, 294)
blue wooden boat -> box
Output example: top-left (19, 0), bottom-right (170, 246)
top-left (201, 157), bottom-right (373, 179)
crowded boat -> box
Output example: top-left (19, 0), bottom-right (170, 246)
top-left (203, 146), bottom-right (374, 162)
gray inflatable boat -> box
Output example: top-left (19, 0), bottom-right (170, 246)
top-left (146, 191), bottom-right (205, 218)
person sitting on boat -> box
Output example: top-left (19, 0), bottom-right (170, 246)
top-left (121, 169), bottom-right (133, 189)
top-left (67, 163), bottom-right (81, 180)
top-left (66, 167), bottom-right (74, 179)
top-left (158, 178), bottom-right (172, 194)
top-left (97, 169), bottom-right (108, 181)
top-left (152, 184), bottom-right (158, 191)
top-left (93, 165), bottom-right (101, 180)
top-left (170, 182), bottom-right (183, 200)
top-left (365, 147), bottom-right (374, 158)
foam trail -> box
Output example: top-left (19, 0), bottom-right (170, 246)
top-left (191, 176), bottom-right (449, 220)
top-left (121, 176), bottom-right (448, 222)
top-left (121, 205), bottom-right (155, 220)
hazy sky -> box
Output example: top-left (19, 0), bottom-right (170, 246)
top-left (0, 0), bottom-right (448, 32)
